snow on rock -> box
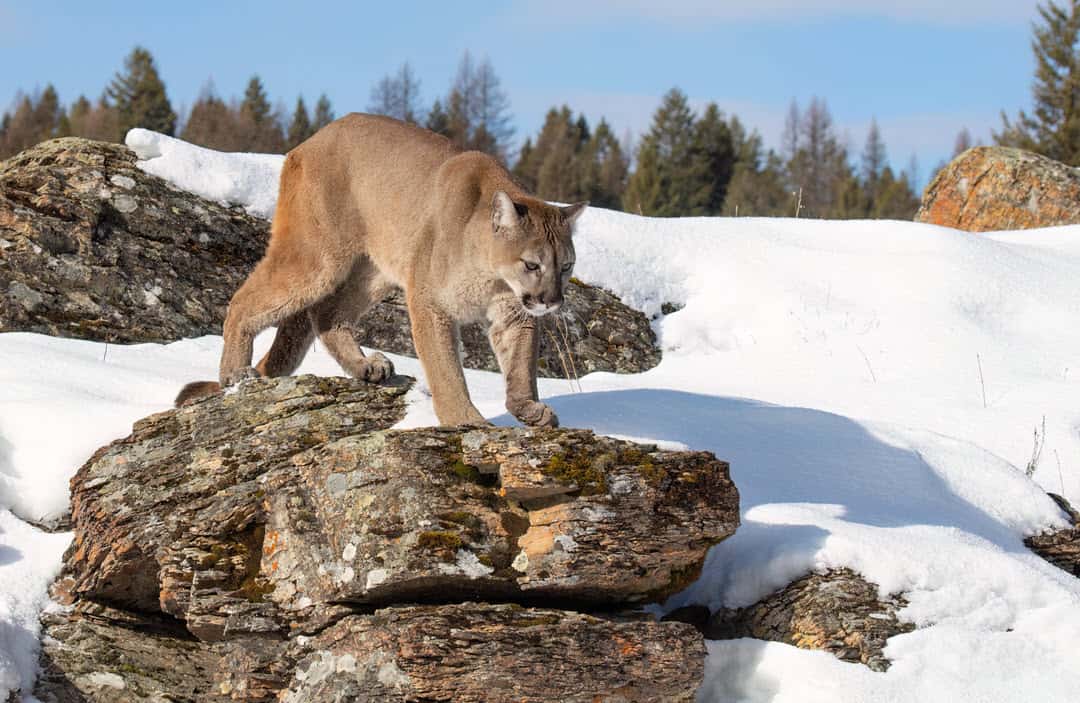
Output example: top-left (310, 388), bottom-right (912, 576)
top-left (125, 128), bottom-right (283, 219)
top-left (1, 132), bottom-right (1077, 701)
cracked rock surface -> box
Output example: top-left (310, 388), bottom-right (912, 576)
top-left (665, 568), bottom-right (914, 672)
top-left (38, 374), bottom-right (736, 701)
top-left (916, 146), bottom-right (1080, 231)
top-left (0, 137), bottom-right (268, 342)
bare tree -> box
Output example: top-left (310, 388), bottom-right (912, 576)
top-left (368, 62), bottom-right (423, 124)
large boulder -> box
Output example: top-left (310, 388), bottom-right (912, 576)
top-left (0, 137), bottom-right (267, 342)
top-left (38, 374), bottom-right (738, 701)
top-left (1, 137), bottom-right (660, 377)
top-left (916, 146), bottom-right (1080, 231)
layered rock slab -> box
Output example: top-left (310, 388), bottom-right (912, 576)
top-left (41, 374), bottom-right (737, 701)
top-left (0, 137), bottom-right (268, 342)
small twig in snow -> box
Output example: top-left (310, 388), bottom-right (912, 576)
top-left (1025, 416), bottom-right (1046, 478)
top-left (856, 345), bottom-right (876, 383)
top-left (977, 353), bottom-right (987, 409)
top-left (1055, 450), bottom-right (1065, 496)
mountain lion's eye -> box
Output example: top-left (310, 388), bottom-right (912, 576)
top-left (523, 261), bottom-right (540, 272)
top-left (561, 262), bottom-right (574, 273)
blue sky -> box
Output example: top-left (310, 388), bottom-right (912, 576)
top-left (1, 0), bottom-right (1042, 185)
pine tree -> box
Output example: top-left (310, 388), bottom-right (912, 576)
top-left (536, 108), bottom-right (584, 201)
top-left (445, 89), bottom-right (470, 149)
top-left (721, 118), bottom-right (788, 217)
top-left (861, 118), bottom-right (887, 186)
top-left (0, 88), bottom-right (67, 158)
top-left (870, 167), bottom-right (920, 219)
top-left (182, 84), bottom-right (240, 151)
top-left (287, 96), bottom-right (313, 149)
top-left (107, 46), bottom-right (177, 136)
top-left (32, 84), bottom-right (62, 140)
top-left (623, 139), bottom-right (664, 216)
top-left (581, 119), bottom-right (628, 209)
top-left (623, 88), bottom-right (701, 216)
top-left (238, 76), bottom-right (285, 152)
top-left (690, 103), bottom-right (736, 215)
top-left (995, 0), bottom-right (1080, 163)
top-left (368, 62), bottom-right (423, 123)
top-left (241, 76), bottom-right (272, 125)
top-left (0, 94), bottom-right (34, 158)
top-left (514, 137), bottom-right (536, 190)
top-left (426, 99), bottom-right (450, 136)
top-left (513, 107), bottom-right (568, 191)
top-left (313, 94), bottom-right (335, 131)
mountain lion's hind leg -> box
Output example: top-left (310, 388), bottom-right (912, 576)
top-left (254, 312), bottom-right (315, 377)
top-left (308, 259), bottom-right (394, 383)
top-left (488, 296), bottom-right (558, 427)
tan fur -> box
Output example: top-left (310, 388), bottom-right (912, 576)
top-left (176, 114), bottom-right (586, 426)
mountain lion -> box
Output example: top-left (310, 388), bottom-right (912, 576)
top-left (176, 114), bottom-right (586, 427)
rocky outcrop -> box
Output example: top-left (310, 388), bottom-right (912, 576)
top-left (664, 569), bottom-right (913, 672)
top-left (357, 283), bottom-right (660, 379)
top-left (0, 137), bottom-right (268, 343)
top-left (1, 137), bottom-right (660, 377)
top-left (38, 374), bottom-right (738, 701)
top-left (1024, 493), bottom-right (1080, 578)
top-left (916, 146), bottom-right (1080, 231)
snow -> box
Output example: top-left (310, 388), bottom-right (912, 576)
top-left (1, 133), bottom-right (1078, 700)
top-left (125, 128), bottom-right (284, 219)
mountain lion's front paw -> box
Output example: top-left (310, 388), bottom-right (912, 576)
top-left (222, 366), bottom-right (260, 387)
top-left (512, 400), bottom-right (559, 428)
top-left (359, 352), bottom-right (394, 383)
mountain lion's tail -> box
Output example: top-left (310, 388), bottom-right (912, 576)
top-left (174, 380), bottom-right (222, 407)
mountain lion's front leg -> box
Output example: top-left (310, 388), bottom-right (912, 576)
top-left (488, 297), bottom-right (558, 428)
top-left (407, 294), bottom-right (487, 426)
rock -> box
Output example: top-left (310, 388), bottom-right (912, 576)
top-left (704, 569), bottom-right (913, 672)
top-left (36, 601), bottom-right (219, 703)
top-left (355, 283), bottom-right (661, 379)
top-left (1026, 528), bottom-right (1080, 577)
top-left (916, 146), bottom-right (1080, 231)
top-left (0, 137), bottom-right (268, 343)
top-left (1024, 493), bottom-right (1080, 577)
top-left (37, 601), bottom-right (703, 703)
top-left (1, 137), bottom-right (660, 377)
top-left (40, 374), bottom-right (737, 701)
top-left (57, 375), bottom-right (737, 622)
top-left (279, 603), bottom-right (703, 703)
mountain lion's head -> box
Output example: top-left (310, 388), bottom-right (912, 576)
top-left (490, 191), bottom-right (587, 317)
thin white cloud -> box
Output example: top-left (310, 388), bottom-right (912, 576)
top-left (531, 0), bottom-right (1039, 26)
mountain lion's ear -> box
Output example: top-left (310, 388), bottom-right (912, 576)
top-left (492, 191), bottom-right (526, 235)
top-left (561, 201), bottom-right (588, 224)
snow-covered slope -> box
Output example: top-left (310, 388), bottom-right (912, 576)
top-left (1, 132), bottom-right (1077, 701)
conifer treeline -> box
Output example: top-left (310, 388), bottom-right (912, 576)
top-left (2, 46), bottom-right (923, 218)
